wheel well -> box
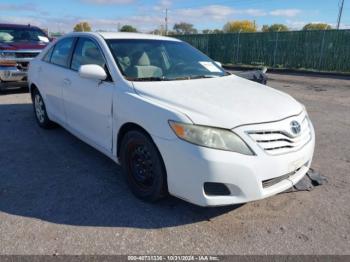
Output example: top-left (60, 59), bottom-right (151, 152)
top-left (30, 84), bottom-right (38, 101)
top-left (117, 122), bottom-right (168, 192)
top-left (117, 123), bottom-right (150, 157)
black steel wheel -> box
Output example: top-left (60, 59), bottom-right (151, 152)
top-left (120, 130), bottom-right (167, 202)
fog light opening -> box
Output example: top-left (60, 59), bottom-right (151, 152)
top-left (204, 182), bottom-right (231, 196)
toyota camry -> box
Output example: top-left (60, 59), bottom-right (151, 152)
top-left (28, 32), bottom-right (315, 206)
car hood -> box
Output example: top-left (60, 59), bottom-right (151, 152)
top-left (0, 41), bottom-right (47, 50)
top-left (132, 74), bottom-right (303, 129)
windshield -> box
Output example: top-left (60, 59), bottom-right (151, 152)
top-left (0, 27), bottom-right (49, 43)
top-left (107, 39), bottom-right (227, 81)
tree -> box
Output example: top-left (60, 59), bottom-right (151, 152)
top-left (201, 29), bottom-right (222, 34)
top-left (262, 24), bottom-right (289, 32)
top-left (150, 29), bottom-right (163, 35)
top-left (202, 29), bottom-right (212, 34)
top-left (223, 20), bottom-right (257, 33)
top-left (73, 22), bottom-right (92, 32)
top-left (120, 25), bottom-right (137, 32)
top-left (166, 31), bottom-right (176, 35)
top-left (302, 23), bottom-right (332, 30)
top-left (262, 25), bottom-right (269, 32)
top-left (173, 22), bottom-right (198, 34)
top-left (212, 29), bottom-right (223, 34)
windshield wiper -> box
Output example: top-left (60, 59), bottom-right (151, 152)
top-left (126, 76), bottom-right (170, 82)
top-left (126, 75), bottom-right (223, 82)
top-left (169, 75), bottom-right (221, 80)
top-left (190, 75), bottom-right (221, 79)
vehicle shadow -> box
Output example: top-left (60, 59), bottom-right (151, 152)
top-left (0, 86), bottom-right (29, 95)
top-left (0, 103), bottom-right (241, 229)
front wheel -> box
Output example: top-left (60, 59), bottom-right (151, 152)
top-left (120, 130), bottom-right (168, 202)
top-left (32, 89), bottom-right (55, 129)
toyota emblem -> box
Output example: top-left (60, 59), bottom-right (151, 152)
top-left (290, 121), bottom-right (301, 135)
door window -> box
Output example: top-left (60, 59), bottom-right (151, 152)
top-left (50, 38), bottom-right (74, 67)
top-left (71, 38), bottom-right (106, 71)
top-left (43, 46), bottom-right (54, 62)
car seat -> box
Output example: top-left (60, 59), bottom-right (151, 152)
top-left (127, 51), bottom-right (162, 78)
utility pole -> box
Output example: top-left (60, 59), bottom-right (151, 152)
top-left (337, 0), bottom-right (345, 29)
top-left (165, 8), bottom-right (168, 35)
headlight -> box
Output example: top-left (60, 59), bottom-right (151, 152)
top-left (169, 121), bottom-right (254, 155)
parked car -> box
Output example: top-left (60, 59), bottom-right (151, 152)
top-left (28, 32), bottom-right (315, 206)
top-left (0, 24), bottom-right (50, 91)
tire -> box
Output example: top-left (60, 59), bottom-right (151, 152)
top-left (120, 130), bottom-right (167, 202)
top-left (32, 89), bottom-right (56, 129)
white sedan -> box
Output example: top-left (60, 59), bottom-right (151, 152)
top-left (28, 32), bottom-right (315, 206)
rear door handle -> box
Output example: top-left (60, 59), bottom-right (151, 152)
top-left (63, 78), bottom-right (71, 86)
top-left (37, 66), bottom-right (42, 73)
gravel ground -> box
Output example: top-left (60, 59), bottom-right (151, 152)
top-left (0, 72), bottom-right (349, 255)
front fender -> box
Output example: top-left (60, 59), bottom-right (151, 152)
top-left (112, 91), bottom-right (191, 156)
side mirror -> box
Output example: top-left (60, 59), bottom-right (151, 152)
top-left (79, 64), bottom-right (107, 81)
top-left (215, 61), bottom-right (222, 68)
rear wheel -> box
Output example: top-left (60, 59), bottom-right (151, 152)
top-left (32, 89), bottom-right (55, 129)
top-left (120, 130), bottom-right (167, 202)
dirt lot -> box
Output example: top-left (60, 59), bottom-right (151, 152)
top-left (0, 73), bottom-right (349, 255)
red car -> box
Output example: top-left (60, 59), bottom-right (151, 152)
top-left (0, 24), bottom-right (50, 91)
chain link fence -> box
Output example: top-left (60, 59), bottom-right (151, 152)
top-left (176, 30), bottom-right (350, 73)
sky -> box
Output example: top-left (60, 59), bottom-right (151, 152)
top-left (0, 0), bottom-right (349, 33)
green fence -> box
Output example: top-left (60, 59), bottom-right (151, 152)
top-left (176, 30), bottom-right (350, 73)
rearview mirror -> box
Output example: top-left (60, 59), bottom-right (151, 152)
top-left (79, 64), bottom-right (107, 81)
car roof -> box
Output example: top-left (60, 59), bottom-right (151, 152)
top-left (65, 32), bottom-right (181, 42)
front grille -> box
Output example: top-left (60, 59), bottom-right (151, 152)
top-left (15, 52), bottom-right (40, 59)
top-left (262, 164), bottom-right (306, 188)
top-left (262, 174), bottom-right (290, 188)
top-left (248, 117), bottom-right (311, 155)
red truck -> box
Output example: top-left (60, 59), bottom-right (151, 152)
top-left (0, 24), bottom-right (50, 91)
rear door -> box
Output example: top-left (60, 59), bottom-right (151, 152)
top-left (39, 37), bottom-right (75, 123)
top-left (62, 37), bottom-right (114, 152)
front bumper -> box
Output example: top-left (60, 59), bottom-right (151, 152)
top-left (153, 113), bottom-right (315, 207)
top-left (0, 66), bottom-right (27, 82)
top-left (0, 67), bottom-right (27, 90)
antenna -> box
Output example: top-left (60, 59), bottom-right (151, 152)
top-left (337, 0), bottom-right (345, 29)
